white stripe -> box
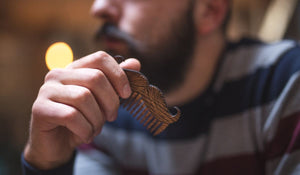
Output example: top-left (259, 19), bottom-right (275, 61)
top-left (206, 112), bottom-right (261, 161)
top-left (94, 128), bottom-right (207, 174)
top-left (214, 40), bottom-right (295, 91)
top-left (74, 149), bottom-right (120, 175)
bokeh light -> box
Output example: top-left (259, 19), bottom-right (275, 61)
top-left (45, 42), bottom-right (73, 70)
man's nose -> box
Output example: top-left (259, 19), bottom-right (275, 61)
top-left (90, 0), bottom-right (121, 23)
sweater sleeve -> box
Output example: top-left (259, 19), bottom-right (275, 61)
top-left (21, 151), bottom-right (76, 175)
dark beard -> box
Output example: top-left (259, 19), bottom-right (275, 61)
top-left (133, 12), bottom-right (195, 93)
top-left (94, 5), bottom-right (195, 93)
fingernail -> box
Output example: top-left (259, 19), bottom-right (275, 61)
top-left (123, 84), bottom-right (131, 98)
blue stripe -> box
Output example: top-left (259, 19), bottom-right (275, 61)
top-left (106, 42), bottom-right (300, 140)
top-left (226, 38), bottom-right (263, 51)
top-left (214, 44), bottom-right (300, 117)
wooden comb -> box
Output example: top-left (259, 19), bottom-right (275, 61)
top-left (115, 56), bottom-right (181, 136)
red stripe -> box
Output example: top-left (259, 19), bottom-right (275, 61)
top-left (197, 153), bottom-right (265, 175)
top-left (265, 111), bottom-right (300, 160)
top-left (120, 154), bottom-right (266, 175)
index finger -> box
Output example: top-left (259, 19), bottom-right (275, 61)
top-left (67, 51), bottom-right (131, 98)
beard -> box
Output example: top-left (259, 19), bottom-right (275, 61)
top-left (94, 5), bottom-right (196, 93)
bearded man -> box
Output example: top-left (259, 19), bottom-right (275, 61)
top-left (22, 0), bottom-right (300, 174)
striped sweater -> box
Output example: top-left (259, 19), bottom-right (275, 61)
top-left (75, 39), bottom-right (300, 175)
top-left (21, 38), bottom-right (300, 175)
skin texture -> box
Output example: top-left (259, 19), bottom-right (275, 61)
top-left (24, 0), bottom-right (229, 170)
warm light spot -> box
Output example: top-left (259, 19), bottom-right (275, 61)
top-left (45, 42), bottom-right (73, 70)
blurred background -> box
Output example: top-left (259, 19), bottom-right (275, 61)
top-left (0, 0), bottom-right (299, 174)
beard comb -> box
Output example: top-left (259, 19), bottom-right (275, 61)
top-left (115, 56), bottom-right (181, 136)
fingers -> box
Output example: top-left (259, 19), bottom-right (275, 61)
top-left (119, 58), bottom-right (141, 71)
top-left (67, 51), bottom-right (134, 98)
top-left (45, 68), bottom-right (120, 121)
top-left (44, 83), bottom-right (106, 134)
top-left (32, 98), bottom-right (94, 144)
top-left (32, 51), bottom-right (139, 145)
top-left (27, 51), bottom-right (140, 168)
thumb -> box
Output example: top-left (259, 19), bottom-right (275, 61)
top-left (119, 58), bottom-right (141, 72)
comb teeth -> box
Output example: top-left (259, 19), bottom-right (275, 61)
top-left (119, 69), bottom-right (181, 136)
top-left (124, 93), bottom-right (139, 110)
top-left (143, 115), bottom-right (154, 126)
top-left (139, 112), bottom-right (151, 124)
top-left (154, 123), bottom-right (168, 136)
top-left (122, 93), bottom-right (150, 122)
top-left (122, 97), bottom-right (165, 135)
top-left (121, 91), bottom-right (180, 136)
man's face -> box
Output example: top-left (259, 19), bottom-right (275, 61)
top-left (92, 0), bottom-right (196, 93)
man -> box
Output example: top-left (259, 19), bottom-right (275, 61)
top-left (22, 0), bottom-right (300, 174)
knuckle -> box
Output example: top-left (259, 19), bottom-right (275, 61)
top-left (88, 69), bottom-right (106, 85)
top-left (115, 69), bottom-right (127, 81)
top-left (44, 69), bottom-right (64, 82)
top-left (93, 51), bottom-right (110, 64)
top-left (95, 51), bottom-right (108, 57)
top-left (73, 87), bottom-right (92, 103)
top-left (36, 84), bottom-right (51, 101)
top-left (39, 83), bottom-right (53, 93)
top-left (38, 83), bottom-right (58, 98)
top-left (38, 84), bottom-right (48, 95)
top-left (63, 108), bottom-right (78, 123)
top-left (31, 99), bottom-right (44, 117)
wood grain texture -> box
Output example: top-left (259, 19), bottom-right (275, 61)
top-left (114, 55), bottom-right (181, 135)
top-left (121, 69), bottom-right (181, 136)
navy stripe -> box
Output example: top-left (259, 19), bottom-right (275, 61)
top-left (226, 38), bottom-right (263, 51)
top-left (107, 91), bottom-right (213, 140)
top-left (214, 44), bottom-right (300, 117)
top-left (106, 42), bottom-right (300, 140)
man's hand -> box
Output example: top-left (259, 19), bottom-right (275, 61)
top-left (24, 51), bottom-right (140, 170)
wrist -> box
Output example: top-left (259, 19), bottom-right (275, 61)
top-left (24, 143), bottom-right (74, 170)
top-left (22, 150), bottom-right (76, 175)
